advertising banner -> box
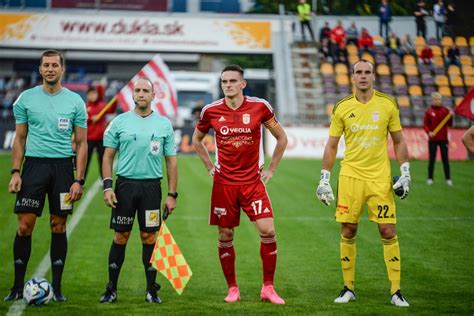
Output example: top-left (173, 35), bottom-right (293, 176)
top-left (0, 12), bottom-right (274, 53)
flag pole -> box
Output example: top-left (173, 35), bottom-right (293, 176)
top-left (431, 112), bottom-right (452, 137)
top-left (94, 96), bottom-right (117, 121)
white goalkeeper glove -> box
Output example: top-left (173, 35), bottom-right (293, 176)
top-left (316, 169), bottom-right (334, 206)
top-left (393, 162), bottom-right (411, 200)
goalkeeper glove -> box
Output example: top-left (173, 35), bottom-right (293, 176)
top-left (316, 169), bottom-right (334, 206)
top-left (392, 162), bottom-right (411, 200)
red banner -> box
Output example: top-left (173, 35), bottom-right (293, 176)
top-left (388, 127), bottom-right (469, 160)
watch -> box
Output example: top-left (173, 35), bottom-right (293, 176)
top-left (74, 179), bottom-right (85, 186)
top-left (167, 192), bottom-right (178, 199)
top-left (10, 168), bottom-right (20, 175)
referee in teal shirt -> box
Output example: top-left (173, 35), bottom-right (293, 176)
top-left (6, 50), bottom-right (88, 302)
top-left (99, 78), bottom-right (178, 304)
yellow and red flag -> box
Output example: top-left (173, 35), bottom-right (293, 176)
top-left (150, 222), bottom-right (192, 295)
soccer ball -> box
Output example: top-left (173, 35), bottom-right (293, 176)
top-left (23, 277), bottom-right (53, 306)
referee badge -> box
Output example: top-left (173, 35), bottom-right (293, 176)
top-left (145, 210), bottom-right (160, 227)
top-left (60, 193), bottom-right (73, 210)
top-left (57, 117), bottom-right (70, 132)
top-left (150, 140), bottom-right (161, 155)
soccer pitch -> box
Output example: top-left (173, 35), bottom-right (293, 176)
top-left (0, 153), bottom-right (473, 315)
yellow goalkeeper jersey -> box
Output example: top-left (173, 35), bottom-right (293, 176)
top-left (329, 90), bottom-right (402, 181)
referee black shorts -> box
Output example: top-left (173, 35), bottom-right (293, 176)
top-left (111, 176), bottom-right (162, 232)
top-left (14, 157), bottom-right (75, 217)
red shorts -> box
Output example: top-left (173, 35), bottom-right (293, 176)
top-left (209, 180), bottom-right (273, 227)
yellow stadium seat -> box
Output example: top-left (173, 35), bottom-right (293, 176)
top-left (348, 54), bottom-right (359, 65)
top-left (450, 76), bottom-right (464, 87)
top-left (347, 44), bottom-right (358, 55)
top-left (415, 36), bottom-right (426, 47)
top-left (460, 56), bottom-right (472, 66)
top-left (336, 74), bottom-right (350, 85)
top-left (470, 36), bottom-right (474, 46)
top-left (326, 104), bottom-right (334, 116)
top-left (361, 53), bottom-right (374, 64)
top-left (431, 46), bottom-right (442, 57)
top-left (435, 75), bottom-right (449, 86)
top-left (455, 97), bottom-right (464, 107)
top-left (373, 35), bottom-right (385, 46)
top-left (403, 54), bottom-right (416, 65)
top-left (455, 36), bottom-right (468, 47)
top-left (433, 56), bottom-right (444, 66)
top-left (462, 65), bottom-right (474, 76)
top-left (448, 65), bottom-right (461, 76)
top-left (397, 96), bottom-right (410, 107)
top-left (409, 85), bottom-right (423, 96)
top-left (415, 46), bottom-right (423, 57)
top-left (405, 65), bottom-right (419, 76)
top-left (438, 86), bottom-right (452, 96)
top-left (393, 74), bottom-right (407, 86)
top-left (441, 36), bottom-right (454, 47)
top-left (335, 63), bottom-right (349, 75)
top-left (465, 76), bottom-right (474, 88)
top-left (320, 63), bottom-right (334, 75)
top-left (376, 64), bottom-right (390, 76)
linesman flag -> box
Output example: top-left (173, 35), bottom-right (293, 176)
top-left (116, 54), bottom-right (178, 118)
top-left (454, 88), bottom-right (474, 120)
top-left (150, 222), bottom-right (192, 295)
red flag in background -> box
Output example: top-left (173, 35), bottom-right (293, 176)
top-left (116, 54), bottom-right (178, 118)
top-left (454, 88), bottom-right (474, 120)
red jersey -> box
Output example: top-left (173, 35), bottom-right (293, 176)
top-left (423, 105), bottom-right (452, 141)
top-left (330, 25), bottom-right (346, 46)
top-left (86, 100), bottom-right (116, 141)
top-left (196, 96), bottom-right (277, 185)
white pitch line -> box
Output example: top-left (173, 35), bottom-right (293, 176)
top-left (7, 178), bottom-right (102, 316)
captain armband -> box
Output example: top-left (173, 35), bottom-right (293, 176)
top-left (264, 117), bottom-right (279, 129)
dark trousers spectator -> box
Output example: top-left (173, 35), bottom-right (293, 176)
top-left (445, 25), bottom-right (455, 38)
top-left (435, 22), bottom-right (445, 41)
top-left (416, 21), bottom-right (427, 38)
top-left (85, 140), bottom-right (105, 179)
top-left (428, 140), bottom-right (451, 180)
top-left (379, 21), bottom-right (390, 39)
top-left (300, 21), bottom-right (315, 42)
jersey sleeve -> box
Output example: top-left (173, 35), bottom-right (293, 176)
top-left (12, 92), bottom-right (27, 124)
top-left (261, 101), bottom-right (278, 129)
top-left (195, 108), bottom-right (212, 134)
top-left (388, 101), bottom-right (402, 132)
top-left (73, 96), bottom-right (88, 128)
top-left (163, 121), bottom-right (177, 156)
top-left (103, 118), bottom-right (119, 148)
top-left (329, 108), bottom-right (344, 137)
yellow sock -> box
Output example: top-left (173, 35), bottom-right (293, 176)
top-left (382, 236), bottom-right (401, 294)
top-left (340, 235), bottom-right (356, 291)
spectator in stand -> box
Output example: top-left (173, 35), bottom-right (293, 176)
top-left (318, 38), bottom-right (333, 63)
top-left (85, 85), bottom-right (116, 179)
top-left (423, 92), bottom-right (453, 186)
top-left (297, 0), bottom-right (315, 42)
top-left (419, 45), bottom-right (434, 65)
top-left (445, 45), bottom-right (460, 66)
top-left (444, 3), bottom-right (456, 38)
top-left (357, 28), bottom-right (374, 55)
top-left (346, 21), bottom-right (359, 45)
top-left (399, 33), bottom-right (415, 57)
top-left (378, 0), bottom-right (392, 39)
top-left (414, 0), bottom-right (429, 39)
top-left (319, 22), bottom-right (331, 43)
top-left (331, 20), bottom-right (346, 62)
top-left (386, 32), bottom-right (401, 55)
top-left (433, 0), bottom-right (446, 41)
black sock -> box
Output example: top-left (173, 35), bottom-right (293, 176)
top-left (51, 232), bottom-right (67, 294)
top-left (13, 233), bottom-right (32, 289)
top-left (108, 241), bottom-right (126, 291)
top-left (142, 243), bottom-right (157, 291)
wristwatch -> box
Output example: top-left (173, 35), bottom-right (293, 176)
top-left (74, 179), bottom-right (85, 186)
top-left (167, 192), bottom-right (178, 199)
top-left (10, 168), bottom-right (20, 175)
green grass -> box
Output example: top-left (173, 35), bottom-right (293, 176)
top-left (0, 153), bottom-right (473, 315)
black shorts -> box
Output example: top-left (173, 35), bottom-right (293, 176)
top-left (14, 157), bottom-right (74, 217)
top-left (111, 176), bottom-right (162, 232)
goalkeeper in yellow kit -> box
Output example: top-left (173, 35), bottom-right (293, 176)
top-left (316, 59), bottom-right (411, 307)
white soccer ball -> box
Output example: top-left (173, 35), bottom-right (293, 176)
top-left (23, 277), bottom-right (53, 306)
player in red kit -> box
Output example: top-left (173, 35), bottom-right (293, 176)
top-left (192, 65), bottom-right (288, 304)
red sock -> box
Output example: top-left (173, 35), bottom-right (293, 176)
top-left (218, 239), bottom-right (236, 288)
top-left (260, 235), bottom-right (277, 286)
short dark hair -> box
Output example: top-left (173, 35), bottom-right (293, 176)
top-left (221, 64), bottom-right (244, 77)
top-left (135, 77), bottom-right (154, 92)
top-left (351, 59), bottom-right (375, 74)
top-left (40, 50), bottom-right (65, 67)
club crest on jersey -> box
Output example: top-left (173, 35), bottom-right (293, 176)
top-left (242, 113), bottom-right (250, 124)
top-left (372, 111), bottom-right (380, 122)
